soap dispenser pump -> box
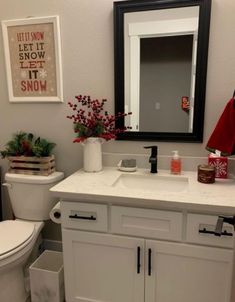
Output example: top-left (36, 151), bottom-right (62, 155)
top-left (171, 150), bottom-right (181, 175)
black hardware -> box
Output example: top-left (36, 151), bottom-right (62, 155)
top-left (54, 211), bottom-right (61, 219)
top-left (199, 227), bottom-right (233, 237)
top-left (214, 216), bottom-right (235, 236)
top-left (137, 246), bottom-right (141, 274)
top-left (69, 214), bottom-right (96, 221)
top-left (198, 216), bottom-right (235, 237)
top-left (148, 248), bottom-right (152, 276)
top-left (144, 146), bottom-right (158, 173)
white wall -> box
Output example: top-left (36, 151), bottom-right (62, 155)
top-left (0, 0), bottom-right (235, 237)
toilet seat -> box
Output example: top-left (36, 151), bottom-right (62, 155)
top-left (0, 220), bottom-right (35, 260)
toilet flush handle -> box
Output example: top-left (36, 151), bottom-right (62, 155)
top-left (2, 183), bottom-right (12, 189)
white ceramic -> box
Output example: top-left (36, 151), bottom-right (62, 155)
top-left (5, 172), bottom-right (64, 221)
top-left (30, 250), bottom-right (64, 302)
top-left (82, 137), bottom-right (103, 172)
top-left (112, 173), bottom-right (189, 192)
top-left (0, 171), bottom-right (64, 302)
top-left (0, 221), bottom-right (44, 302)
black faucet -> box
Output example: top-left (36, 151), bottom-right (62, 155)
top-left (144, 146), bottom-right (158, 173)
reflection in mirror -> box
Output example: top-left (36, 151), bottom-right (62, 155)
top-left (139, 35), bottom-right (194, 132)
top-left (114, 0), bottom-right (211, 142)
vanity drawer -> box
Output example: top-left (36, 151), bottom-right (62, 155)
top-left (61, 201), bottom-right (108, 232)
top-left (186, 213), bottom-right (234, 248)
top-left (111, 206), bottom-right (183, 241)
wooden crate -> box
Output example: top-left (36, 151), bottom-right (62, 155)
top-left (8, 155), bottom-right (55, 176)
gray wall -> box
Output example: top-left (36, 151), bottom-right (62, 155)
top-left (140, 35), bottom-right (192, 132)
top-left (0, 0), bottom-right (235, 239)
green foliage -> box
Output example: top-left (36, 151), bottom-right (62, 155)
top-left (32, 138), bottom-right (56, 157)
top-left (74, 121), bottom-right (105, 138)
top-left (0, 132), bottom-right (56, 158)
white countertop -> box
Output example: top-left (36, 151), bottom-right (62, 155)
top-left (50, 167), bottom-right (235, 215)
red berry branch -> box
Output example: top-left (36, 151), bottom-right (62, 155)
top-left (67, 95), bottom-right (132, 142)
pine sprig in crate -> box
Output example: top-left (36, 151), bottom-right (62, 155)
top-left (0, 132), bottom-right (56, 176)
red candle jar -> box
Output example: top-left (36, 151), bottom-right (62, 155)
top-left (198, 165), bottom-right (215, 184)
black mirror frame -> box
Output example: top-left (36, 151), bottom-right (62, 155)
top-left (114, 0), bottom-right (211, 142)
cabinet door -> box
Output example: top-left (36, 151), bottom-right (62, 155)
top-left (145, 240), bottom-right (234, 302)
top-left (62, 229), bottom-right (145, 302)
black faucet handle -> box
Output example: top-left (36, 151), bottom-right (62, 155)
top-left (144, 145), bottom-right (158, 150)
top-left (144, 146), bottom-right (158, 156)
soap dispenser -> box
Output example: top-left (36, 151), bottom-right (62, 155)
top-left (171, 150), bottom-right (181, 175)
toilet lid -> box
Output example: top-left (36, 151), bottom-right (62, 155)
top-left (0, 220), bottom-right (35, 256)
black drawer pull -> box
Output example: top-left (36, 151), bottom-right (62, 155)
top-left (69, 214), bottom-right (96, 221)
top-left (199, 228), bottom-right (233, 237)
top-left (148, 248), bottom-right (152, 276)
top-left (137, 246), bottom-right (141, 274)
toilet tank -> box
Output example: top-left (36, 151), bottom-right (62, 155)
top-left (5, 172), bottom-right (64, 221)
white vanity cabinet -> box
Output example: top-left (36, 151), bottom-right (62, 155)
top-left (145, 240), bottom-right (233, 302)
top-left (62, 230), bottom-right (145, 302)
top-left (61, 201), bottom-right (234, 302)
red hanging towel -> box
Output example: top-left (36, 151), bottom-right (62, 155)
top-left (206, 98), bottom-right (235, 156)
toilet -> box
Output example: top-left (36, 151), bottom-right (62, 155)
top-left (0, 171), bottom-right (64, 302)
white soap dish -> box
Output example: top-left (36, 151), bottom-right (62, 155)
top-left (117, 159), bottom-right (137, 172)
top-left (118, 166), bottom-right (137, 172)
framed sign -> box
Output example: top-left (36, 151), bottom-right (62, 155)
top-left (1, 16), bottom-right (63, 103)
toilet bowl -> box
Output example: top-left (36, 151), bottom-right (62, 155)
top-left (0, 171), bottom-right (64, 302)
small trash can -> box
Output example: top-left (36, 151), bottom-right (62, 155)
top-left (29, 250), bottom-right (65, 302)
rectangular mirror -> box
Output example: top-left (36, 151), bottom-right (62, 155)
top-left (114, 0), bottom-right (211, 142)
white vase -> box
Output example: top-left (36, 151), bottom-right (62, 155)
top-left (82, 137), bottom-right (103, 172)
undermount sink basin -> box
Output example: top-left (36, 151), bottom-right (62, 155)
top-left (112, 173), bottom-right (189, 192)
